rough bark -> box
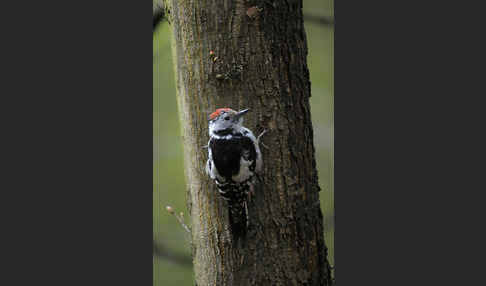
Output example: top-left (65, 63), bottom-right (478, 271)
top-left (165, 0), bottom-right (333, 285)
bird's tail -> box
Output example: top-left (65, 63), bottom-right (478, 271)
top-left (228, 199), bottom-right (248, 243)
top-left (217, 183), bottom-right (249, 244)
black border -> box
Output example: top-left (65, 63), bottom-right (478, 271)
top-left (336, 0), bottom-right (485, 284)
top-left (2, 1), bottom-right (153, 285)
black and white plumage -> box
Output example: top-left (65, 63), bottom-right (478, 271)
top-left (205, 108), bottom-right (262, 242)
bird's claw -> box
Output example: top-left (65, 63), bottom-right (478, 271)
top-left (257, 129), bottom-right (269, 149)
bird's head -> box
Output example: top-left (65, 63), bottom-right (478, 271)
top-left (208, 108), bottom-right (250, 136)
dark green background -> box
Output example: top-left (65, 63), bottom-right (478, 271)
top-left (153, 1), bottom-right (333, 284)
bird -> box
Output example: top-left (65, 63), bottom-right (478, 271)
top-left (205, 107), bottom-right (264, 243)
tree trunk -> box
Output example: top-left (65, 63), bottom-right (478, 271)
top-left (165, 0), bottom-right (333, 285)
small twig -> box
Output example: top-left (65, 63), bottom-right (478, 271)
top-left (153, 239), bottom-right (192, 267)
top-left (166, 206), bottom-right (191, 233)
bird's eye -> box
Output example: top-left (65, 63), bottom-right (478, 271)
top-left (224, 116), bottom-right (230, 121)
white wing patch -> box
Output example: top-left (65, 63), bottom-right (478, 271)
top-left (241, 127), bottom-right (263, 173)
top-left (232, 156), bottom-right (253, 182)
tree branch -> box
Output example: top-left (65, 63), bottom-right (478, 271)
top-left (303, 14), bottom-right (334, 27)
top-left (153, 239), bottom-right (193, 267)
top-left (153, 4), bottom-right (166, 32)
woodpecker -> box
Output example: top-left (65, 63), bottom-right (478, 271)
top-left (205, 107), bottom-right (263, 243)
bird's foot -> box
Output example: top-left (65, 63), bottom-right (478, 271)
top-left (257, 129), bottom-right (269, 149)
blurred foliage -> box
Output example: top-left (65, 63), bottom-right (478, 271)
top-left (154, 1), bottom-right (333, 285)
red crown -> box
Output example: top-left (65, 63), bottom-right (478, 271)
top-left (209, 108), bottom-right (232, 120)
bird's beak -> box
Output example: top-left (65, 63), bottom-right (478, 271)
top-left (235, 109), bottom-right (250, 119)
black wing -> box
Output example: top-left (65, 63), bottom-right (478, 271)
top-left (209, 134), bottom-right (257, 181)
